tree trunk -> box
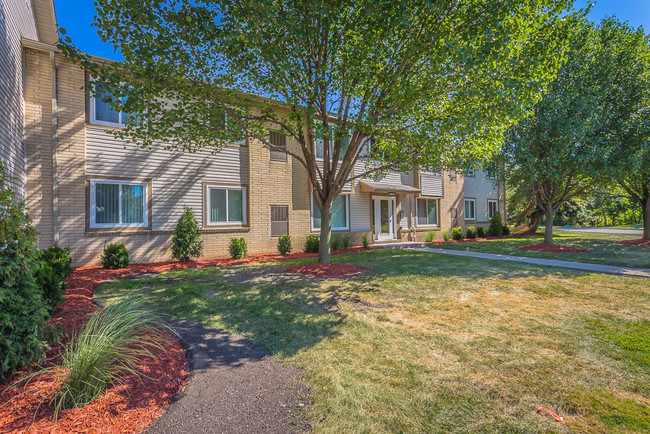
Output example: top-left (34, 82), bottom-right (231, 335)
top-left (544, 204), bottom-right (554, 245)
top-left (318, 201), bottom-right (332, 264)
top-left (601, 207), bottom-right (608, 226)
top-left (530, 214), bottom-right (542, 232)
top-left (643, 198), bottom-right (650, 241)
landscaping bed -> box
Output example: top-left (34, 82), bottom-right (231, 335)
top-left (620, 238), bottom-right (650, 246)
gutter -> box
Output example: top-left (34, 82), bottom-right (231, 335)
top-left (51, 51), bottom-right (59, 244)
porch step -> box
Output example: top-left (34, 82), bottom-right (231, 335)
top-left (370, 241), bottom-right (430, 249)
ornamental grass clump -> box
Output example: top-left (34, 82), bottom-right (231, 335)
top-left (360, 232), bottom-right (370, 249)
top-left (340, 233), bottom-right (351, 249)
top-left (425, 230), bottom-right (435, 242)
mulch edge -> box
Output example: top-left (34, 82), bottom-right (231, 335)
top-left (619, 238), bottom-right (650, 246)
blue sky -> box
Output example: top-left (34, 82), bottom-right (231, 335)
top-left (55, 0), bottom-right (650, 61)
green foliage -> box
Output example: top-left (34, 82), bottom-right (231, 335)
top-left (451, 227), bottom-right (464, 241)
top-left (425, 231), bottom-right (435, 243)
top-left (487, 213), bottom-right (504, 237)
top-left (101, 243), bottom-right (130, 269)
top-left (340, 233), bottom-right (351, 249)
top-left (228, 238), bottom-right (248, 259)
top-left (360, 233), bottom-right (370, 249)
top-left (502, 226), bottom-right (511, 236)
top-left (465, 227), bottom-right (477, 239)
top-left (304, 235), bottom-right (319, 253)
top-left (442, 230), bottom-right (451, 242)
top-left (277, 235), bottom-right (292, 255)
top-left (35, 244), bottom-right (73, 311)
top-left (171, 207), bottom-right (203, 261)
top-left (0, 165), bottom-right (49, 376)
top-left (477, 227), bottom-right (486, 238)
top-left (331, 235), bottom-right (340, 251)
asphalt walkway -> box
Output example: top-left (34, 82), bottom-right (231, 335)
top-left (408, 247), bottom-right (650, 279)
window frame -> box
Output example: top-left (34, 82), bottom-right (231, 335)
top-left (487, 199), bottom-right (499, 219)
top-left (464, 198), bottom-right (476, 221)
top-left (269, 131), bottom-right (288, 162)
top-left (89, 178), bottom-right (149, 229)
top-left (416, 198), bottom-right (439, 227)
top-left (270, 205), bottom-right (289, 237)
top-left (205, 184), bottom-right (248, 226)
top-left (89, 78), bottom-right (130, 128)
top-left (310, 194), bottom-right (350, 232)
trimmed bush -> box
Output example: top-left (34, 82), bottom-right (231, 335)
top-left (477, 227), bottom-right (486, 238)
top-left (35, 244), bottom-right (73, 311)
top-left (502, 226), bottom-right (511, 236)
top-left (360, 232), bottom-right (370, 249)
top-left (229, 237), bottom-right (248, 259)
top-left (277, 235), bottom-right (292, 255)
top-left (487, 212), bottom-right (504, 237)
top-left (340, 233), bottom-right (351, 249)
top-left (465, 226), bottom-right (477, 239)
top-left (425, 230), bottom-right (435, 242)
top-left (304, 235), bottom-right (319, 253)
top-left (331, 235), bottom-right (340, 251)
top-left (442, 230), bottom-right (451, 241)
top-left (171, 207), bottom-right (203, 261)
top-left (101, 243), bottom-right (130, 269)
top-left (0, 164), bottom-right (49, 376)
top-left (451, 226), bottom-right (464, 240)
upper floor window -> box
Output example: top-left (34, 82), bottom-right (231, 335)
top-left (311, 194), bottom-right (349, 231)
top-left (206, 185), bottom-right (247, 226)
top-left (89, 178), bottom-right (149, 229)
top-left (89, 81), bottom-right (137, 128)
top-left (488, 200), bottom-right (498, 219)
top-left (269, 131), bottom-right (287, 162)
top-left (315, 128), bottom-right (349, 161)
top-left (464, 198), bottom-right (476, 220)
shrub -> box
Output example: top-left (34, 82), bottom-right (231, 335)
top-left (304, 235), bottom-right (319, 253)
top-left (101, 243), bottom-right (130, 269)
top-left (477, 227), bottom-right (486, 238)
top-left (465, 226), bottom-right (477, 239)
top-left (331, 235), bottom-right (340, 250)
top-left (442, 230), bottom-right (451, 241)
top-left (35, 244), bottom-right (73, 311)
top-left (425, 230), bottom-right (435, 242)
top-left (340, 233), bottom-right (351, 249)
top-left (451, 226), bottom-right (464, 240)
top-left (171, 207), bottom-right (203, 261)
top-left (0, 164), bottom-right (49, 376)
top-left (229, 237), bottom-right (248, 259)
top-left (277, 235), bottom-right (292, 255)
top-left (50, 295), bottom-right (170, 415)
top-left (502, 226), bottom-right (511, 236)
top-left (487, 212), bottom-right (504, 237)
top-left (360, 232), bottom-right (370, 249)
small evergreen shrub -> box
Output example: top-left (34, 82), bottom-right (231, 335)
top-left (304, 235), bottom-right (319, 253)
top-left (0, 164), bottom-right (49, 376)
top-left (101, 243), bottom-right (130, 269)
top-left (477, 227), bottom-right (486, 238)
top-left (425, 230), bottom-right (435, 242)
top-left (331, 235), bottom-right (340, 251)
top-left (340, 233), bottom-right (351, 249)
top-left (442, 230), bottom-right (451, 241)
top-left (360, 232), bottom-right (370, 249)
top-left (487, 212), bottom-right (504, 237)
top-left (277, 235), bottom-right (292, 255)
top-left (229, 237), bottom-right (248, 259)
top-left (465, 226), bottom-right (477, 239)
top-left (35, 244), bottom-right (73, 311)
top-left (502, 226), bottom-right (511, 236)
top-left (171, 208), bottom-right (203, 261)
top-left (451, 226), bottom-right (464, 240)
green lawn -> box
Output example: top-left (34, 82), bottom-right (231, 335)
top-left (96, 250), bottom-right (650, 433)
top-left (436, 231), bottom-right (649, 268)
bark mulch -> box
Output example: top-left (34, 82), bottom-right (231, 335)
top-left (0, 246), bottom-right (373, 433)
top-left (619, 238), bottom-right (650, 246)
top-left (285, 262), bottom-right (368, 278)
top-left (517, 244), bottom-right (590, 253)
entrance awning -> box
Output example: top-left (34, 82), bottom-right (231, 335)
top-left (359, 181), bottom-right (421, 194)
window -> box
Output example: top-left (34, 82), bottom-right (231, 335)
top-left (311, 195), bottom-right (349, 231)
top-left (416, 198), bottom-right (438, 226)
top-left (269, 132), bottom-right (287, 162)
top-left (464, 198), bottom-right (476, 220)
top-left (89, 81), bottom-right (137, 128)
top-left (206, 185), bottom-right (247, 225)
top-left (315, 128), bottom-right (349, 161)
top-left (270, 206), bottom-right (289, 237)
top-left (488, 200), bottom-right (498, 219)
top-left (89, 179), bottom-right (148, 228)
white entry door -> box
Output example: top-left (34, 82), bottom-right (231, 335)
top-left (373, 197), bottom-right (396, 241)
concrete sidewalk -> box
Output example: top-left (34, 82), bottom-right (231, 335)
top-left (553, 227), bottom-right (643, 235)
top-left (408, 247), bottom-right (650, 279)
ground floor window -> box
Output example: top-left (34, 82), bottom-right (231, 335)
top-left (206, 185), bottom-right (247, 225)
top-left (488, 199), bottom-right (498, 219)
top-left (464, 198), bottom-right (476, 221)
top-left (89, 179), bottom-right (148, 228)
top-left (416, 198), bottom-right (439, 226)
top-left (311, 194), bottom-right (349, 231)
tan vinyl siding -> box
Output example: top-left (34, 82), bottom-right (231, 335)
top-left (462, 170), bottom-right (500, 223)
top-left (420, 173), bottom-right (443, 197)
top-left (85, 127), bottom-right (249, 230)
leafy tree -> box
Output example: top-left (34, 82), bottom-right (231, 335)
top-left (60, 0), bottom-right (578, 262)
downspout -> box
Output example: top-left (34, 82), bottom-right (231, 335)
top-left (51, 51), bottom-right (59, 244)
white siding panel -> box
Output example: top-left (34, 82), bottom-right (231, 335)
top-left (420, 174), bottom-right (443, 197)
top-left (463, 170), bottom-right (499, 223)
top-left (85, 127), bottom-right (249, 230)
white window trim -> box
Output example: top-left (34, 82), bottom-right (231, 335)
top-left (464, 198), bottom-right (476, 221)
top-left (89, 178), bottom-right (149, 229)
top-left (310, 194), bottom-right (350, 232)
top-left (205, 185), bottom-right (247, 226)
top-left (89, 78), bottom-right (129, 128)
top-left (487, 199), bottom-right (498, 219)
top-left (416, 198), bottom-right (439, 227)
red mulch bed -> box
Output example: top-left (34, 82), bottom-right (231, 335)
top-left (0, 246), bottom-right (374, 433)
top-left (619, 238), bottom-right (650, 246)
top-left (285, 262), bottom-right (368, 277)
top-left (429, 230), bottom-right (539, 245)
top-left (517, 244), bottom-right (590, 253)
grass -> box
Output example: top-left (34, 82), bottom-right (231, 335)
top-left (96, 250), bottom-right (650, 432)
top-left (435, 231), bottom-right (650, 268)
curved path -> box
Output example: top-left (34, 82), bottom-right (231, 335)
top-left (553, 227), bottom-right (643, 235)
top-left (148, 320), bottom-right (310, 433)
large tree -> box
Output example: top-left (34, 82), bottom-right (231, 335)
top-left (61, 0), bottom-right (576, 262)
